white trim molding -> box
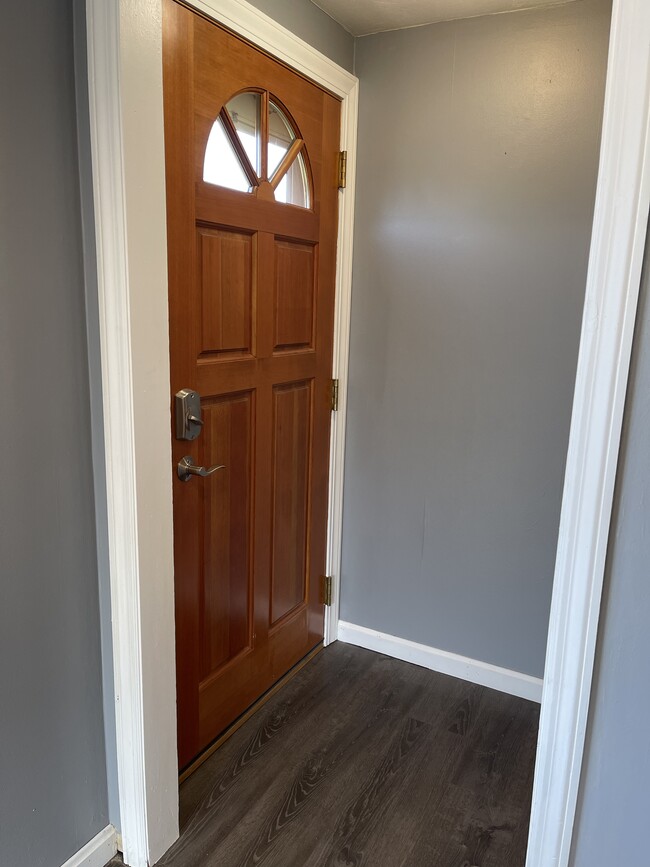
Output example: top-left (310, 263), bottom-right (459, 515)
top-left (325, 79), bottom-right (359, 647)
top-left (525, 2), bottom-right (650, 866)
top-left (87, 0), bottom-right (358, 863)
top-left (60, 825), bottom-right (118, 867)
top-left (86, 1), bottom-right (152, 864)
top-left (338, 621), bottom-right (543, 703)
top-left (86, 0), bottom-right (179, 865)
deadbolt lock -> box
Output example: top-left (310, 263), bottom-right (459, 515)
top-left (175, 388), bottom-right (204, 441)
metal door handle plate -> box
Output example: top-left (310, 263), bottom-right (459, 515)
top-left (177, 455), bottom-right (225, 482)
top-left (175, 389), bottom-right (204, 441)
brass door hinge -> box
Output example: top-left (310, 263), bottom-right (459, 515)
top-left (330, 378), bottom-right (339, 412)
top-left (338, 151), bottom-right (347, 189)
top-left (320, 575), bottom-right (333, 607)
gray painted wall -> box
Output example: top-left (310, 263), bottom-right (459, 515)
top-left (569, 224), bottom-right (650, 866)
top-left (341, 0), bottom-right (611, 677)
top-left (0, 2), bottom-right (109, 866)
top-left (246, 0), bottom-right (354, 71)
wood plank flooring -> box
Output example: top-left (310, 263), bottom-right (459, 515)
top-left (109, 641), bottom-right (539, 867)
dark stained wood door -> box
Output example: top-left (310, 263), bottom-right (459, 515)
top-left (163, 1), bottom-right (341, 768)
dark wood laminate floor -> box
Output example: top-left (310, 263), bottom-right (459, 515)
top-left (109, 642), bottom-right (539, 867)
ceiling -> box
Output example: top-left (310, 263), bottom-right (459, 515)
top-left (311, 0), bottom-right (578, 37)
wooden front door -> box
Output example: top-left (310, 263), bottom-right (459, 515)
top-left (163, 1), bottom-right (341, 769)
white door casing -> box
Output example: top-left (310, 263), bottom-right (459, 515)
top-left (525, 1), bottom-right (650, 864)
top-left (86, 1), bottom-right (357, 864)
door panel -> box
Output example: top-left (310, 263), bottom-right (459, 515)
top-left (163, 0), bottom-right (341, 768)
top-left (198, 228), bottom-right (254, 357)
top-left (274, 240), bottom-right (316, 351)
top-left (200, 393), bottom-right (253, 678)
top-left (270, 380), bottom-right (312, 624)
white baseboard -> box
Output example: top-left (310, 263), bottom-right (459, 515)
top-left (337, 621), bottom-right (543, 703)
top-left (61, 825), bottom-right (118, 867)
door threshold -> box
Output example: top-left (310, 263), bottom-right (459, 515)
top-left (179, 641), bottom-right (324, 783)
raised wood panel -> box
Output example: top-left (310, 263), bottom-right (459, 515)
top-left (274, 240), bottom-right (316, 352)
top-left (270, 381), bottom-right (312, 624)
top-left (199, 227), bottom-right (253, 356)
top-left (200, 392), bottom-right (253, 680)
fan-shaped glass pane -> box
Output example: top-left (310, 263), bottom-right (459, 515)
top-left (268, 101), bottom-right (296, 178)
top-left (275, 150), bottom-right (310, 209)
top-left (225, 92), bottom-right (261, 175)
top-left (203, 116), bottom-right (251, 192)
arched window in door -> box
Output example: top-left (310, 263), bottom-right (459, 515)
top-left (203, 90), bottom-right (311, 209)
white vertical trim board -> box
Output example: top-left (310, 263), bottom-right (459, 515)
top-left (338, 621), bottom-right (543, 703)
top-left (525, 1), bottom-right (650, 866)
top-left (86, 0), bottom-right (179, 865)
top-left (325, 82), bottom-right (359, 646)
top-left (86, 2), bottom-right (152, 865)
top-left (88, 0), bottom-right (358, 864)
top-left (60, 825), bottom-right (118, 867)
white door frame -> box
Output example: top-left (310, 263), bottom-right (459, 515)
top-left (525, 1), bottom-right (650, 863)
top-left (85, 1), bottom-right (357, 864)
top-left (85, 0), bottom-right (649, 866)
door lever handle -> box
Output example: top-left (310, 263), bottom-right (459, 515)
top-left (177, 455), bottom-right (225, 482)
